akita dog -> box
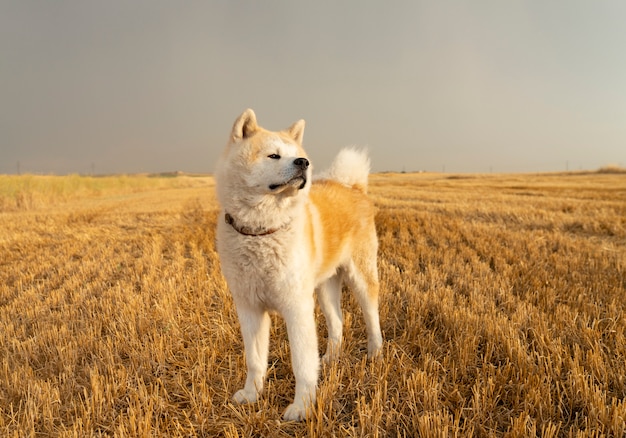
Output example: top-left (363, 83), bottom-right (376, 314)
top-left (215, 109), bottom-right (383, 421)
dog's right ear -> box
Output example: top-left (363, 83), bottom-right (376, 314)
top-left (231, 109), bottom-right (258, 141)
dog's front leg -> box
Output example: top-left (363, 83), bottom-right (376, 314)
top-left (232, 303), bottom-right (271, 405)
top-left (282, 296), bottom-right (319, 421)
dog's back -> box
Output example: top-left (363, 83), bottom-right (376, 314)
top-left (307, 148), bottom-right (377, 282)
top-left (308, 148), bottom-right (382, 361)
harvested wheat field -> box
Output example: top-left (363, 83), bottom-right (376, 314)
top-left (1, 171), bottom-right (625, 437)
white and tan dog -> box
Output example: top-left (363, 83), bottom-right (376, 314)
top-left (215, 109), bottom-right (382, 421)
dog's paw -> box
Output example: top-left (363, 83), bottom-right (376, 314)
top-left (322, 341), bottom-right (342, 364)
top-left (283, 403), bottom-right (307, 421)
top-left (322, 353), bottom-right (335, 365)
top-left (232, 388), bottom-right (258, 404)
top-left (322, 349), bottom-right (340, 365)
top-left (367, 338), bottom-right (383, 359)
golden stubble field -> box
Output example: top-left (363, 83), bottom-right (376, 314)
top-left (0, 172), bottom-right (625, 437)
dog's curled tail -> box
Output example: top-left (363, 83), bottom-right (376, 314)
top-left (319, 147), bottom-right (371, 193)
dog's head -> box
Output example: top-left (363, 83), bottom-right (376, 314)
top-left (216, 109), bottom-right (312, 211)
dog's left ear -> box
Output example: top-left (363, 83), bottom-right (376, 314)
top-left (286, 119), bottom-right (305, 145)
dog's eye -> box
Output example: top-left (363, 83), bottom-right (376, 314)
top-left (268, 154), bottom-right (281, 160)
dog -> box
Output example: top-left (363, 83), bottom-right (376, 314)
top-left (215, 109), bottom-right (383, 421)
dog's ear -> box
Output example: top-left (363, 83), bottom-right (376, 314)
top-left (286, 119), bottom-right (305, 145)
top-left (231, 109), bottom-right (258, 141)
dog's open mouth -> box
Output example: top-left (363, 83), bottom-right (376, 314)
top-left (269, 175), bottom-right (307, 191)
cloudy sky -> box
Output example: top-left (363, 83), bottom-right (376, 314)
top-left (2, 1), bottom-right (625, 174)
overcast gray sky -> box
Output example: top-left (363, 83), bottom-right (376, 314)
top-left (2, 1), bottom-right (625, 174)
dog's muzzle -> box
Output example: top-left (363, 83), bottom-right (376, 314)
top-left (269, 157), bottom-right (309, 191)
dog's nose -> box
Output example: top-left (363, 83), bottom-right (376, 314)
top-left (294, 158), bottom-right (309, 170)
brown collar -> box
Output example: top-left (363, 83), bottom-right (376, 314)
top-left (224, 213), bottom-right (280, 237)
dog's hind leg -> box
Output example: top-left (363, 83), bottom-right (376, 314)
top-left (345, 255), bottom-right (383, 358)
top-left (317, 273), bottom-right (343, 363)
top-left (232, 303), bottom-right (271, 404)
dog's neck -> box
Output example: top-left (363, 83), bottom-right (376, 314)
top-left (224, 212), bottom-right (282, 237)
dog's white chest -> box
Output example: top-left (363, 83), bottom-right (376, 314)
top-left (218, 231), bottom-right (312, 309)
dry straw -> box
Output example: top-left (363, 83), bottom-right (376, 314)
top-left (1, 172), bottom-right (624, 436)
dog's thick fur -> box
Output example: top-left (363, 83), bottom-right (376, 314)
top-left (215, 109), bottom-right (382, 421)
